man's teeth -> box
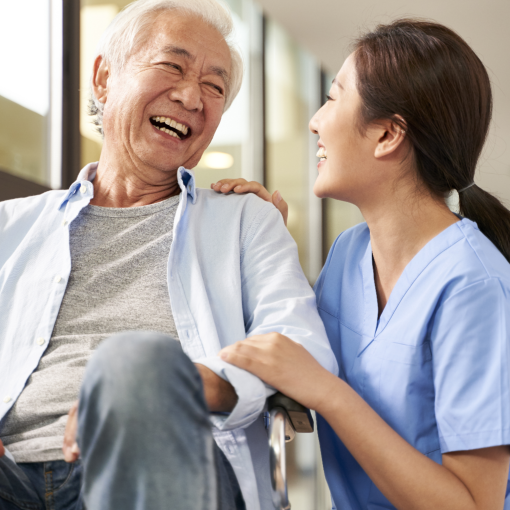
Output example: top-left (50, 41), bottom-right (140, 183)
top-left (156, 125), bottom-right (181, 139)
top-left (316, 147), bottom-right (327, 160)
top-left (153, 116), bottom-right (189, 136)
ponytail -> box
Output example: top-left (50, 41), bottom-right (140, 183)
top-left (353, 20), bottom-right (510, 264)
top-left (459, 186), bottom-right (510, 263)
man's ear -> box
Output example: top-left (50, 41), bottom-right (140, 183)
top-left (373, 115), bottom-right (407, 159)
top-left (92, 55), bottom-right (109, 104)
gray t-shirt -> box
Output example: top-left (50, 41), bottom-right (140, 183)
top-left (0, 195), bottom-right (180, 462)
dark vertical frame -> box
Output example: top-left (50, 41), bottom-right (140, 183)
top-left (61, 0), bottom-right (81, 189)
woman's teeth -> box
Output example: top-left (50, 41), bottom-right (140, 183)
top-left (316, 147), bottom-right (327, 161)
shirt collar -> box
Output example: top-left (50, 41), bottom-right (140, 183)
top-left (58, 163), bottom-right (197, 210)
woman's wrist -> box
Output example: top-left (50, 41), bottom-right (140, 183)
top-left (312, 370), bottom-right (345, 417)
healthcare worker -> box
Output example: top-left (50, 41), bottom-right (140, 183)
top-left (214, 19), bottom-right (510, 510)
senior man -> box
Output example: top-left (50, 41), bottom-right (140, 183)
top-left (0, 0), bottom-right (337, 509)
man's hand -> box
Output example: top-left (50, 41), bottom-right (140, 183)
top-left (0, 438), bottom-right (4, 458)
top-left (194, 364), bottom-right (238, 412)
top-left (62, 400), bottom-right (80, 463)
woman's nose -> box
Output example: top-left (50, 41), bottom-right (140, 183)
top-left (309, 109), bottom-right (320, 135)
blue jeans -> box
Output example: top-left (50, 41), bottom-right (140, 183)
top-left (0, 332), bottom-right (245, 510)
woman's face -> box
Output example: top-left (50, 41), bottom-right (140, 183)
top-left (310, 53), bottom-right (381, 203)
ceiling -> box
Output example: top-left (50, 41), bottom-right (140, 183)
top-left (255, 0), bottom-right (510, 200)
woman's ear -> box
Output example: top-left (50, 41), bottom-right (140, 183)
top-left (374, 115), bottom-right (407, 159)
top-left (92, 55), bottom-right (109, 104)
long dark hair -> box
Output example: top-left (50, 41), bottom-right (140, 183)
top-left (353, 19), bottom-right (510, 262)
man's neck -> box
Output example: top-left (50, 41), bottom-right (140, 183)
top-left (89, 147), bottom-right (182, 208)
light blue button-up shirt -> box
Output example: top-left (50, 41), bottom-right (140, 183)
top-left (315, 219), bottom-right (510, 510)
top-left (0, 162), bottom-right (338, 510)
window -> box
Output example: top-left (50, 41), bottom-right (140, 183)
top-left (265, 18), bottom-right (322, 282)
top-left (0, 0), bottom-right (51, 187)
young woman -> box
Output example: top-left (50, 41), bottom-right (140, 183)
top-left (212, 19), bottom-right (510, 510)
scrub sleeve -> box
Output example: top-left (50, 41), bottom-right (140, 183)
top-left (431, 277), bottom-right (510, 453)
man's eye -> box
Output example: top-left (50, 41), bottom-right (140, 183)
top-left (163, 63), bottom-right (181, 71)
top-left (204, 83), bottom-right (224, 95)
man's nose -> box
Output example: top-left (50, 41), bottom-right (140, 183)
top-left (169, 79), bottom-right (204, 112)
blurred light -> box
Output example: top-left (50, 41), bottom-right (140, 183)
top-left (203, 152), bottom-right (234, 169)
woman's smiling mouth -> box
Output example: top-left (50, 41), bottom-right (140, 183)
top-left (317, 146), bottom-right (327, 162)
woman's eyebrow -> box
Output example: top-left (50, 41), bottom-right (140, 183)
top-left (332, 78), bottom-right (344, 90)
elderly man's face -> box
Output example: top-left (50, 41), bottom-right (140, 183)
top-left (97, 11), bottom-right (231, 172)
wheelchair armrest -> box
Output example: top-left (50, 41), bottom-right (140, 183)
top-left (268, 393), bottom-right (314, 434)
top-left (268, 393), bottom-right (315, 510)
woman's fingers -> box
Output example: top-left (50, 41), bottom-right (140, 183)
top-left (211, 179), bottom-right (274, 203)
top-left (272, 191), bottom-right (289, 226)
top-left (211, 178), bottom-right (248, 194)
top-left (211, 179), bottom-right (288, 225)
top-left (220, 337), bottom-right (272, 376)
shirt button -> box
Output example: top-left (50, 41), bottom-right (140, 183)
top-left (62, 220), bottom-right (68, 226)
top-left (3, 396), bottom-right (11, 403)
top-left (37, 337), bottom-right (45, 346)
top-left (80, 184), bottom-right (87, 194)
top-left (54, 275), bottom-right (62, 283)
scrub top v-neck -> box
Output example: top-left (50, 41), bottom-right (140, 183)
top-left (314, 218), bottom-right (510, 510)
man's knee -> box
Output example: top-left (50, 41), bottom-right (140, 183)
top-left (80, 331), bottom-right (204, 417)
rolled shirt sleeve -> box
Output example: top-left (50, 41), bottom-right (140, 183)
top-left (431, 277), bottom-right (510, 453)
top-left (196, 205), bottom-right (338, 431)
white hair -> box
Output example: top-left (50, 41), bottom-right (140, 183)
top-left (89, 0), bottom-right (243, 134)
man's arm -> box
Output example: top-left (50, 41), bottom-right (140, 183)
top-left (194, 363), bottom-right (238, 412)
top-left (193, 199), bottom-right (338, 432)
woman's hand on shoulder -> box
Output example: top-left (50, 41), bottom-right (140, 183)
top-left (211, 179), bottom-right (288, 226)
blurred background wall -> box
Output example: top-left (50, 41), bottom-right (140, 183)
top-left (1, 0), bottom-right (509, 508)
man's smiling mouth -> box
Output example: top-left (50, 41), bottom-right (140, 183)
top-left (150, 116), bottom-right (191, 140)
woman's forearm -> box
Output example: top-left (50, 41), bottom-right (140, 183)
top-left (219, 334), bottom-right (509, 509)
top-left (316, 372), bottom-right (503, 510)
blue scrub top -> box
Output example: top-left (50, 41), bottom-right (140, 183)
top-left (314, 218), bottom-right (510, 510)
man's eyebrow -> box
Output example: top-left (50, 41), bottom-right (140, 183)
top-left (209, 66), bottom-right (229, 86)
top-left (161, 44), bottom-right (194, 60)
top-left (332, 78), bottom-right (344, 90)
top-left (158, 45), bottom-right (229, 86)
